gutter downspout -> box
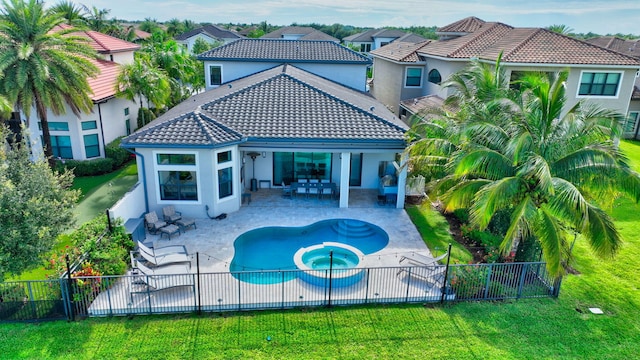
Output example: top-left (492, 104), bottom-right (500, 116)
top-left (97, 102), bottom-right (107, 157)
top-left (124, 148), bottom-right (149, 213)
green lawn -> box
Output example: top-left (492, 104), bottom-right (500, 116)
top-left (1, 144), bottom-right (640, 359)
top-left (9, 163), bottom-right (138, 281)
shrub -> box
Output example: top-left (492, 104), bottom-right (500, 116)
top-left (0, 283), bottom-right (27, 319)
top-left (452, 208), bottom-right (469, 224)
top-left (61, 158), bottom-right (114, 176)
top-left (448, 266), bottom-right (486, 299)
top-left (104, 137), bottom-right (130, 169)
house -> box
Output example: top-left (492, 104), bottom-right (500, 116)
top-left (175, 24), bottom-right (244, 53)
top-left (261, 26), bottom-right (339, 43)
top-left (197, 39), bottom-right (372, 92)
top-left (369, 17), bottom-right (640, 137)
top-left (585, 36), bottom-right (640, 137)
top-left (24, 26), bottom-right (142, 161)
top-left (120, 64), bottom-right (409, 219)
top-left (343, 29), bottom-right (426, 53)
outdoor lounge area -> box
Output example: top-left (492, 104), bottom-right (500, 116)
top-left (88, 202), bottom-right (446, 315)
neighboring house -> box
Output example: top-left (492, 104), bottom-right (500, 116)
top-left (369, 17), bottom-right (640, 138)
top-left (121, 65), bottom-right (409, 219)
top-left (133, 29), bottom-right (152, 43)
top-left (585, 36), bottom-right (640, 138)
top-left (261, 26), bottom-right (339, 43)
top-left (343, 29), bottom-right (426, 53)
top-left (175, 24), bottom-right (244, 53)
top-left (24, 25), bottom-right (142, 161)
top-left (197, 39), bottom-right (372, 92)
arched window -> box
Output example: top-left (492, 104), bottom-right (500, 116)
top-left (428, 69), bottom-right (442, 84)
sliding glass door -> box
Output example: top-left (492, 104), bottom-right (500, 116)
top-left (274, 152), bottom-right (332, 185)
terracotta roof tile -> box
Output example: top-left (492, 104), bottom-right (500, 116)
top-left (437, 17), bottom-right (486, 34)
top-left (86, 58), bottom-right (120, 101)
top-left (585, 37), bottom-right (640, 60)
top-left (419, 22), bottom-right (640, 66)
top-left (83, 30), bottom-right (139, 53)
top-left (370, 41), bottom-right (432, 62)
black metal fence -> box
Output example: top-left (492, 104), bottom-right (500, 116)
top-left (0, 259), bottom-right (560, 321)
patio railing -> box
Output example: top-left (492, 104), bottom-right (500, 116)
top-left (0, 260), bottom-right (561, 322)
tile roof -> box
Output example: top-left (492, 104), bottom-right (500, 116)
top-left (370, 40), bottom-right (432, 62)
top-left (418, 22), bottom-right (640, 66)
top-left (400, 95), bottom-right (446, 116)
top-left (261, 26), bottom-right (339, 42)
top-left (175, 24), bottom-right (243, 41)
top-left (123, 65), bottom-right (406, 148)
top-left (51, 24), bottom-right (140, 53)
top-left (83, 30), bottom-right (140, 53)
top-left (122, 111), bottom-right (244, 147)
top-left (585, 37), bottom-right (640, 60)
top-left (395, 33), bottom-right (428, 44)
top-left (197, 39), bottom-right (371, 64)
top-left (86, 58), bottom-right (120, 101)
top-left (343, 28), bottom-right (408, 42)
top-left (633, 86), bottom-right (640, 100)
top-left (437, 17), bottom-right (486, 34)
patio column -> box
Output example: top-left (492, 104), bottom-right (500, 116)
top-left (339, 152), bottom-right (351, 208)
top-left (396, 153), bottom-right (408, 209)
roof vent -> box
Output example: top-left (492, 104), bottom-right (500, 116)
top-left (228, 84), bottom-right (232, 88)
top-left (369, 106), bottom-right (375, 112)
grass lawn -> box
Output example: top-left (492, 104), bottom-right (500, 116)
top-left (9, 163), bottom-right (138, 281)
top-left (1, 144), bottom-right (640, 358)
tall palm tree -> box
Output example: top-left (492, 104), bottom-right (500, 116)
top-left (49, 0), bottom-right (87, 27)
top-left (0, 0), bottom-right (98, 167)
top-left (115, 55), bottom-right (171, 123)
top-left (407, 58), bottom-right (640, 276)
top-left (81, 5), bottom-right (110, 32)
top-left (547, 24), bottom-right (574, 36)
top-left (165, 18), bottom-right (184, 38)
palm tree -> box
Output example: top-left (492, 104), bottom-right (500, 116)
top-left (182, 19), bottom-right (198, 33)
top-left (49, 0), bottom-right (87, 27)
top-left (81, 5), bottom-right (110, 32)
top-left (165, 18), bottom-right (184, 38)
top-left (407, 58), bottom-right (640, 276)
top-left (115, 55), bottom-right (171, 124)
top-left (547, 24), bottom-right (574, 36)
top-left (0, 0), bottom-right (98, 167)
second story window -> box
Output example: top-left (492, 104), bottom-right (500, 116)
top-left (578, 72), bottom-right (621, 97)
top-left (405, 67), bottom-right (422, 87)
top-left (209, 65), bottom-right (222, 86)
top-left (428, 69), bottom-right (442, 84)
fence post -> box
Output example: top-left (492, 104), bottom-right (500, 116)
top-left (327, 250), bottom-right (333, 308)
top-left (552, 276), bottom-right (563, 297)
top-left (281, 271), bottom-right (285, 309)
top-left (405, 267), bottom-right (412, 303)
top-left (517, 263), bottom-right (528, 299)
top-left (106, 209), bottom-right (112, 233)
top-left (65, 255), bottom-right (75, 321)
top-left (26, 281), bottom-right (37, 319)
top-left (483, 264), bottom-right (493, 300)
top-left (364, 268), bottom-right (370, 304)
top-left (196, 253), bottom-right (201, 315)
top-left (440, 243), bottom-right (453, 304)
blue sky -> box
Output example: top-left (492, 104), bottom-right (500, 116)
top-left (75, 0), bottom-right (640, 35)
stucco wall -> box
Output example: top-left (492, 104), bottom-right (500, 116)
top-left (203, 60), bottom-right (369, 92)
top-left (371, 58), bottom-right (405, 114)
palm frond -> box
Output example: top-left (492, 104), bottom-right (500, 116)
top-left (533, 206), bottom-right (567, 277)
top-left (583, 205), bottom-right (621, 258)
top-left (441, 179), bottom-right (492, 212)
top-left (469, 176), bottom-right (525, 229)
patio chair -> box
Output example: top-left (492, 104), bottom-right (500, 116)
top-left (281, 181), bottom-right (292, 198)
top-left (144, 211), bottom-right (167, 234)
top-left (398, 252), bottom-right (448, 267)
top-left (129, 261), bottom-right (194, 303)
top-left (133, 243), bottom-right (191, 268)
top-left (397, 252), bottom-right (449, 287)
top-left (320, 179), bottom-right (333, 199)
top-left (308, 179), bottom-right (320, 198)
top-left (137, 241), bottom-right (187, 257)
top-left (162, 205), bottom-right (182, 223)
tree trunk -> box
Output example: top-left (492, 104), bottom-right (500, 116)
top-left (36, 100), bottom-right (56, 169)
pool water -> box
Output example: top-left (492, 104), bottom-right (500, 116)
top-left (230, 219), bottom-right (389, 284)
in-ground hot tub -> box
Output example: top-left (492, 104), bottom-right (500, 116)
top-left (293, 242), bottom-right (366, 287)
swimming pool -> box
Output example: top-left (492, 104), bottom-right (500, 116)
top-left (230, 219), bottom-right (389, 284)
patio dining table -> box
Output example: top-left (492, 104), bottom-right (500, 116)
top-left (291, 181), bottom-right (336, 199)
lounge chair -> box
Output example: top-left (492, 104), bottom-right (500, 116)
top-left (397, 252), bottom-right (449, 287)
top-left (129, 261), bottom-right (194, 303)
top-left (144, 211), bottom-right (167, 234)
top-left (134, 246), bottom-right (192, 268)
top-left (399, 252), bottom-right (448, 266)
top-left (137, 241), bottom-right (187, 257)
top-left (162, 205), bottom-right (182, 223)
